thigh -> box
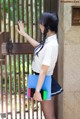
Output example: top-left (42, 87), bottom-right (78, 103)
top-left (40, 97), bottom-right (55, 119)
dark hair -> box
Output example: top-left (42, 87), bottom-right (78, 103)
top-left (36, 12), bottom-right (58, 55)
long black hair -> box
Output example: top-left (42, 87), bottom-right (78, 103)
top-left (35, 12), bottom-right (58, 55)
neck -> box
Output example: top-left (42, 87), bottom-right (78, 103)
top-left (47, 30), bottom-right (56, 37)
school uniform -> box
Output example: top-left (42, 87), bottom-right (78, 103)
top-left (32, 34), bottom-right (63, 97)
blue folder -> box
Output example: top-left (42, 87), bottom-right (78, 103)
top-left (27, 74), bottom-right (52, 100)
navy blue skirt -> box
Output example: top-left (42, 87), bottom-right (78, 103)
top-left (51, 75), bottom-right (63, 96)
top-left (34, 72), bottom-right (63, 97)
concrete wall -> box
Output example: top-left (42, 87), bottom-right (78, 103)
top-left (58, 1), bottom-right (80, 119)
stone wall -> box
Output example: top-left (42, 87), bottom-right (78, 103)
top-left (58, 1), bottom-right (80, 119)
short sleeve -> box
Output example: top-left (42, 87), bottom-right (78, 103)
top-left (42, 45), bottom-right (53, 66)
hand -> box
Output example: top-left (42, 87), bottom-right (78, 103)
top-left (16, 21), bottom-right (25, 36)
top-left (33, 91), bottom-right (42, 101)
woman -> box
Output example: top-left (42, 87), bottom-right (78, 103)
top-left (16, 12), bottom-right (63, 119)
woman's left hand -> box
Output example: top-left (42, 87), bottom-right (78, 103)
top-left (33, 91), bottom-right (42, 101)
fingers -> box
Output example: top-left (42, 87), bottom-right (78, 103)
top-left (33, 94), bottom-right (42, 101)
top-left (18, 21), bottom-right (24, 27)
top-left (15, 20), bottom-right (24, 35)
top-left (18, 21), bottom-right (21, 29)
top-left (33, 97), bottom-right (42, 102)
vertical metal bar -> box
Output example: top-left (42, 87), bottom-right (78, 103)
top-left (17, 1), bottom-right (21, 118)
top-left (22, 54), bottom-right (25, 119)
top-left (40, 0), bottom-right (42, 15)
top-left (40, 0), bottom-right (43, 14)
top-left (0, 2), bottom-right (1, 31)
top-left (22, 0), bottom-right (24, 40)
top-left (31, 1), bottom-right (34, 118)
top-left (0, 65), bottom-right (3, 113)
top-left (12, 1), bottom-right (16, 119)
top-left (25, 0), bottom-right (28, 34)
top-left (31, 0), bottom-right (33, 38)
top-left (0, 2), bottom-right (4, 115)
top-left (17, 0), bottom-right (20, 43)
top-left (3, 0), bottom-right (6, 31)
top-left (13, 0), bottom-right (16, 118)
top-left (37, 0), bottom-right (41, 42)
top-left (26, 0), bottom-right (30, 118)
top-left (5, 56), bottom-right (8, 119)
top-left (35, 0), bottom-right (38, 41)
top-left (13, 0), bottom-right (15, 43)
top-left (32, 99), bottom-right (34, 119)
top-left (8, 0), bottom-right (11, 36)
top-left (27, 54), bottom-right (30, 119)
top-left (39, 104), bottom-right (42, 119)
top-left (26, 0), bottom-right (29, 34)
top-left (39, 0), bottom-right (42, 42)
top-left (30, 56), bottom-right (34, 118)
top-left (21, 0), bottom-right (25, 118)
top-left (40, 102), bottom-right (43, 119)
top-left (36, 101), bottom-right (38, 119)
top-left (17, 0), bottom-right (21, 119)
top-left (18, 54), bottom-right (21, 119)
top-left (17, 2), bottom-right (21, 117)
top-left (9, 55), bottom-right (12, 118)
top-left (8, 1), bottom-right (12, 117)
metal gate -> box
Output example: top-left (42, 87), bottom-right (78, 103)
top-left (0, 0), bottom-right (44, 119)
top-left (0, 0), bottom-right (58, 119)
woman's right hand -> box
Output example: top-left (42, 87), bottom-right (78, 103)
top-left (16, 21), bottom-right (25, 36)
top-left (16, 21), bottom-right (39, 47)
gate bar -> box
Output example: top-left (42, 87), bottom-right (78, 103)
top-left (8, 1), bottom-right (12, 117)
top-left (26, 0), bottom-right (30, 118)
top-left (5, 57), bottom-right (8, 119)
top-left (0, 2), bottom-right (1, 31)
top-left (9, 55), bottom-right (12, 118)
top-left (17, 0), bottom-right (21, 118)
top-left (3, 0), bottom-right (6, 32)
top-left (12, 1), bottom-right (17, 117)
top-left (0, 65), bottom-right (3, 113)
top-left (31, 0), bottom-right (35, 118)
top-left (22, 0), bottom-right (25, 118)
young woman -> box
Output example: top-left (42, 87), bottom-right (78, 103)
top-left (16, 12), bottom-right (63, 119)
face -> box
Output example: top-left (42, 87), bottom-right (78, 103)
top-left (39, 24), bottom-right (45, 33)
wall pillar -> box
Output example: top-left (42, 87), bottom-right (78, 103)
top-left (58, 1), bottom-right (80, 119)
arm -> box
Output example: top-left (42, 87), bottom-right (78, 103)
top-left (33, 65), bottom-right (49, 101)
top-left (16, 21), bottom-right (39, 47)
top-left (36, 65), bottom-right (49, 91)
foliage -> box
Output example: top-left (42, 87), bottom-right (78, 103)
top-left (0, 0), bottom-right (22, 21)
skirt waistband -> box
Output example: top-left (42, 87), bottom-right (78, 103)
top-left (34, 72), bottom-right (39, 75)
top-left (33, 72), bottom-right (53, 77)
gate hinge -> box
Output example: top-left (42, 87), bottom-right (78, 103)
top-left (6, 40), bottom-right (13, 53)
top-left (0, 113), bottom-right (6, 118)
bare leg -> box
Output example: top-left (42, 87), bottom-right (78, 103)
top-left (40, 97), bottom-right (55, 119)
